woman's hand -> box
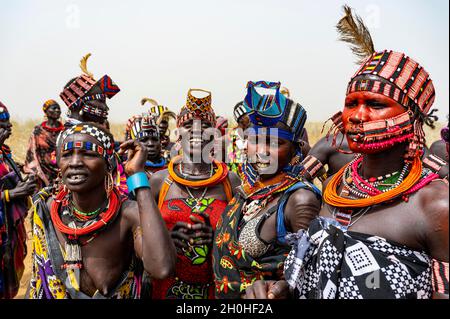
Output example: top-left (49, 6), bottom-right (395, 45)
top-left (8, 174), bottom-right (37, 200)
top-left (170, 212), bottom-right (213, 253)
top-left (118, 139), bottom-right (148, 176)
top-left (244, 280), bottom-right (290, 299)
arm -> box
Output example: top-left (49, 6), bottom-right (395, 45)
top-left (284, 188), bottom-right (321, 233)
top-left (119, 140), bottom-right (176, 279)
top-left (421, 182), bottom-right (449, 299)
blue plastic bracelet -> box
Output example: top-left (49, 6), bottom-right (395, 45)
top-left (126, 172), bottom-right (150, 194)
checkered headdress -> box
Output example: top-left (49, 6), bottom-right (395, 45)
top-left (59, 123), bottom-right (114, 161)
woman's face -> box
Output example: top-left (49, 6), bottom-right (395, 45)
top-left (178, 118), bottom-right (215, 160)
top-left (45, 104), bottom-right (61, 120)
top-left (246, 132), bottom-right (295, 180)
top-left (343, 91), bottom-right (406, 153)
top-left (58, 134), bottom-right (108, 193)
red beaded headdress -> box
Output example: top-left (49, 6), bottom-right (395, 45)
top-left (59, 53), bottom-right (120, 111)
top-left (326, 5), bottom-right (436, 161)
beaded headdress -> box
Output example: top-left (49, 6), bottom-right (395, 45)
top-left (177, 89), bottom-right (216, 127)
top-left (125, 114), bottom-right (160, 141)
top-left (59, 53), bottom-right (120, 115)
top-left (59, 123), bottom-right (114, 163)
top-left (0, 101), bottom-right (9, 120)
top-left (327, 5), bottom-right (436, 161)
top-left (141, 98), bottom-right (176, 125)
top-left (243, 81), bottom-right (307, 143)
top-left (233, 101), bottom-right (247, 122)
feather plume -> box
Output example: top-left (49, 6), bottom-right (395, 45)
top-left (79, 53), bottom-right (94, 78)
top-left (336, 5), bottom-right (375, 64)
top-left (140, 98), bottom-right (159, 107)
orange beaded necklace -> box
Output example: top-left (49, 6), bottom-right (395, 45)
top-left (323, 155), bottom-right (423, 208)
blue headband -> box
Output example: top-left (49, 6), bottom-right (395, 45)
top-left (246, 126), bottom-right (294, 142)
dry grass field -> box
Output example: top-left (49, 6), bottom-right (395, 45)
top-left (8, 119), bottom-right (445, 299)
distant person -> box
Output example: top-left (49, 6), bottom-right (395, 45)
top-left (24, 100), bottom-right (65, 189)
top-left (142, 98), bottom-right (177, 161)
top-left (125, 114), bottom-right (168, 178)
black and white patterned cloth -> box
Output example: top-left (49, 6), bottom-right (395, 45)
top-left (284, 217), bottom-right (432, 299)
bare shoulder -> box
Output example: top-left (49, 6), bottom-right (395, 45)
top-left (417, 181), bottom-right (449, 223)
top-left (284, 184), bottom-right (322, 232)
top-left (149, 169), bottom-right (170, 196)
top-left (286, 186), bottom-right (321, 208)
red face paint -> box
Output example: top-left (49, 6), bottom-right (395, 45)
top-left (342, 91), bottom-right (409, 154)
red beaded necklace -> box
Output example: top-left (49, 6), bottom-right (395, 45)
top-left (51, 187), bottom-right (121, 238)
top-left (41, 121), bottom-right (64, 133)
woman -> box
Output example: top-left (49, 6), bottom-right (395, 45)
top-left (212, 81), bottom-right (321, 299)
top-left (246, 7), bottom-right (448, 299)
top-left (149, 89), bottom-right (241, 299)
top-left (24, 99), bottom-right (65, 189)
top-left (0, 102), bottom-right (36, 299)
top-left (29, 122), bottom-right (176, 299)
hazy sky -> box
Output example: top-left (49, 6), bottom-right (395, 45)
top-left (1, 0), bottom-right (448, 123)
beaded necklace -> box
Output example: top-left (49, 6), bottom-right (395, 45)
top-left (183, 164), bottom-right (214, 214)
top-left (241, 174), bottom-right (299, 222)
top-left (41, 121), bottom-right (64, 133)
top-left (167, 155), bottom-right (228, 188)
top-left (50, 187), bottom-right (122, 269)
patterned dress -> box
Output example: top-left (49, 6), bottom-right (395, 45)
top-left (213, 180), bottom-right (321, 299)
top-left (152, 196), bottom-right (228, 299)
top-left (24, 121), bottom-right (64, 188)
top-left (0, 146), bottom-right (30, 299)
top-left (29, 189), bottom-right (143, 299)
top-left (284, 217), bottom-right (433, 299)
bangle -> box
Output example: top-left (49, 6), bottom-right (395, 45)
top-left (126, 172), bottom-right (150, 194)
top-left (4, 190), bottom-right (10, 202)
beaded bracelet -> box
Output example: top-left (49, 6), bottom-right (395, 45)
top-left (2, 190), bottom-right (10, 202)
top-left (126, 172), bottom-right (150, 194)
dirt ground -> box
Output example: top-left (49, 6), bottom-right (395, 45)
top-left (15, 217), bottom-right (33, 299)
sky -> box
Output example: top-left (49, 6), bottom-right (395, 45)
top-left (0, 0), bottom-right (448, 123)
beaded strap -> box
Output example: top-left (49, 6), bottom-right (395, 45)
top-left (63, 141), bottom-right (106, 157)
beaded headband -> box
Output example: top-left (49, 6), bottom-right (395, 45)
top-left (177, 89), bottom-right (216, 127)
top-left (63, 141), bottom-right (106, 157)
top-left (59, 123), bottom-right (114, 160)
top-left (125, 114), bottom-right (160, 141)
top-left (0, 102), bottom-right (9, 120)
